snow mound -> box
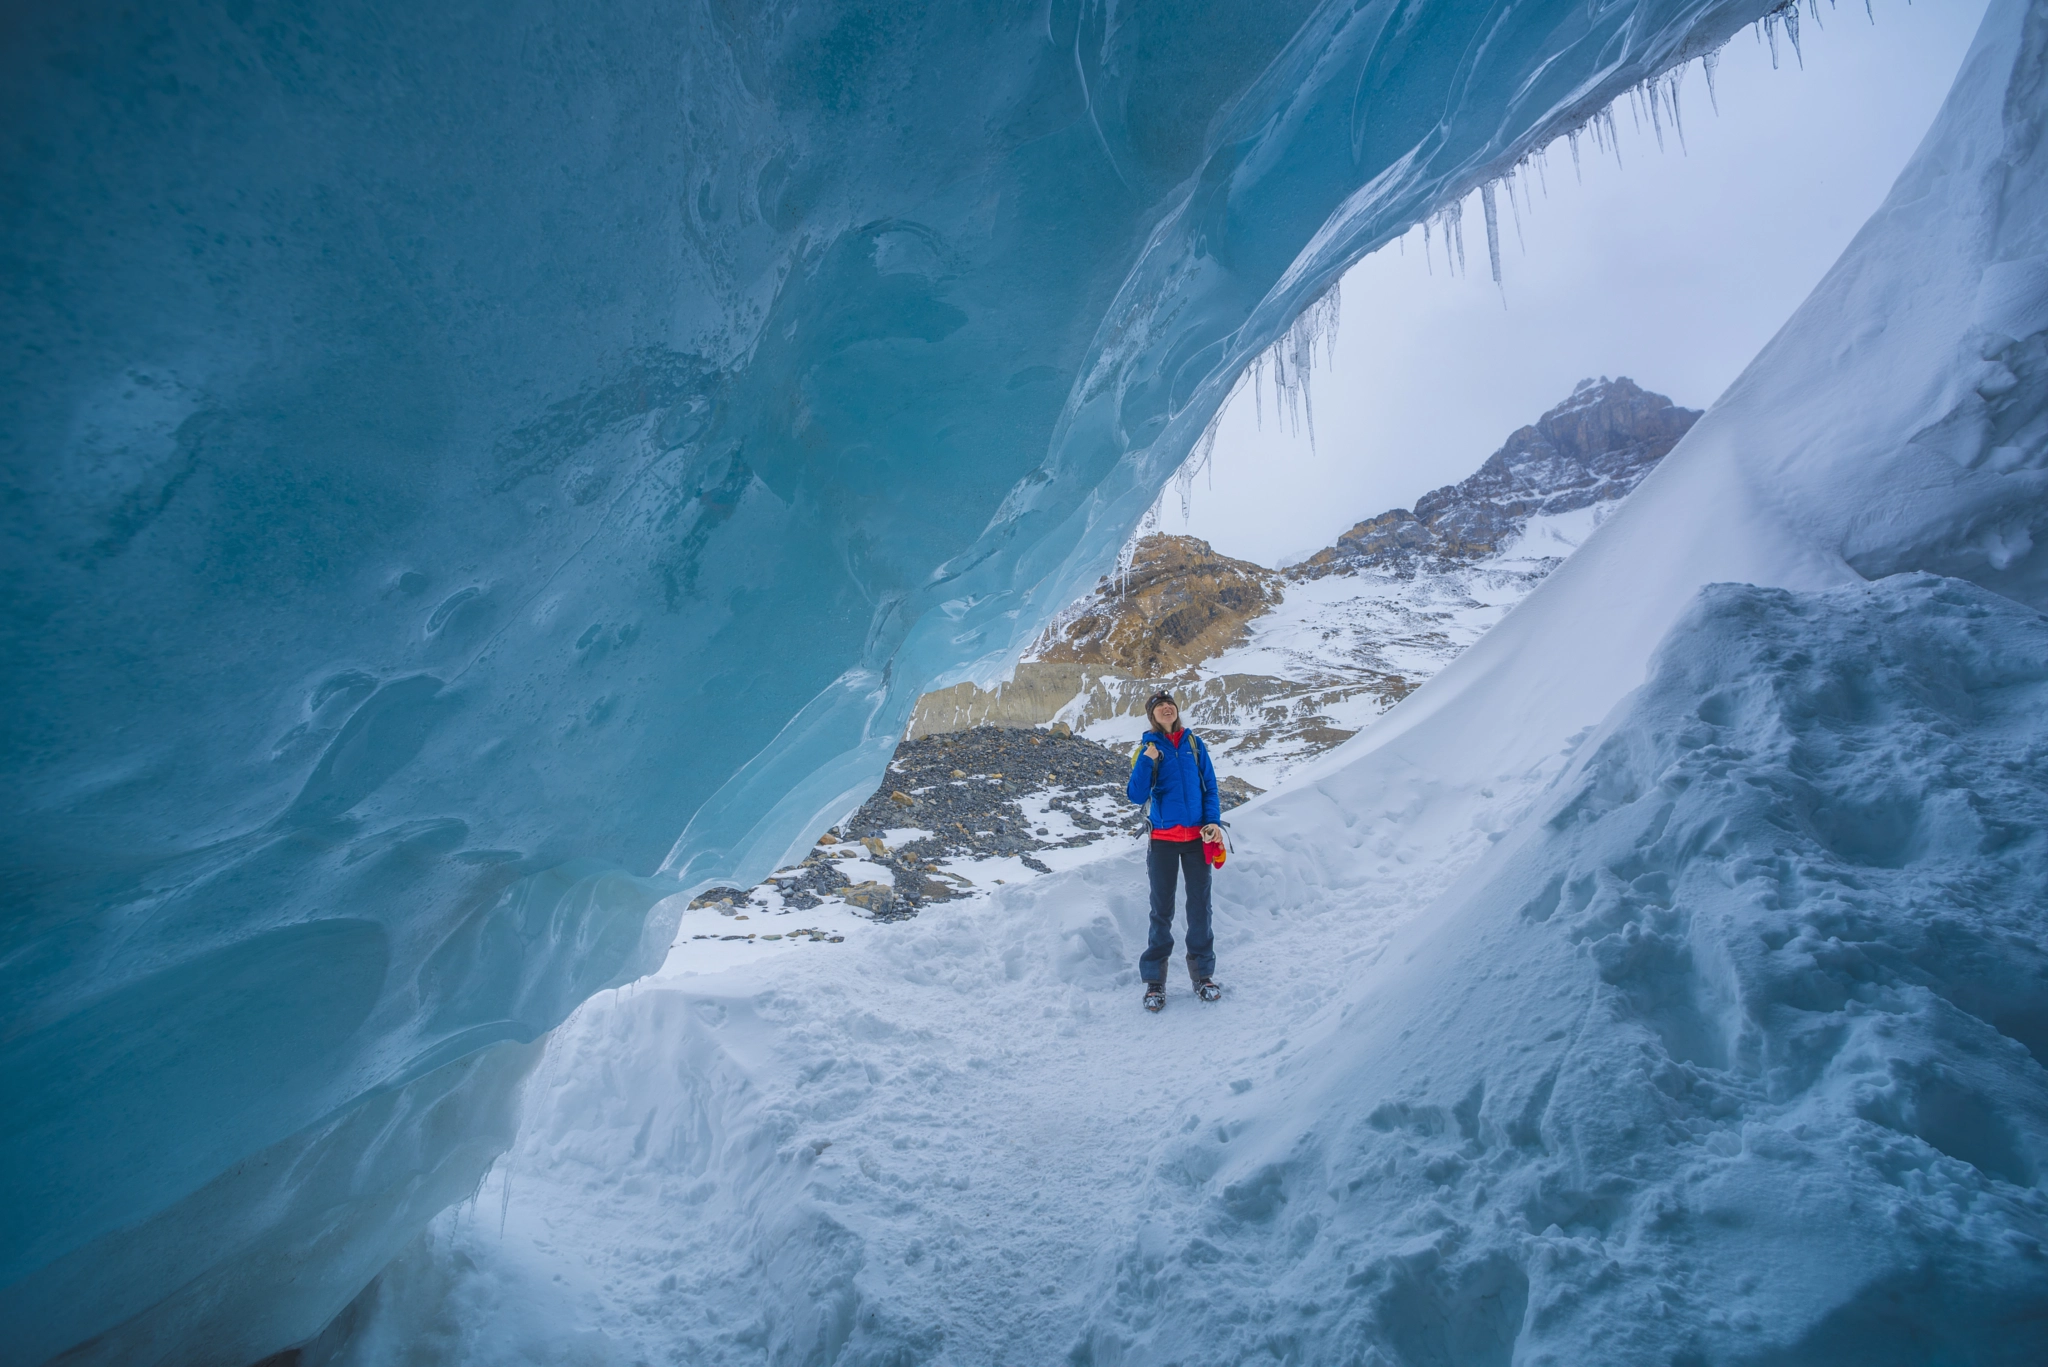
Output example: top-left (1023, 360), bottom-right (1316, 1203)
top-left (1079, 572), bottom-right (2048, 1365)
top-left (319, 576), bottom-right (2048, 1366)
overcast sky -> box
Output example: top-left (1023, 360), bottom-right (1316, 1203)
top-left (1171, 0), bottom-right (1992, 568)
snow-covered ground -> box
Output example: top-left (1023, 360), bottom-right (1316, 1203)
top-left (316, 571), bottom-right (2048, 1367)
top-left (1214, 505), bottom-right (1613, 683)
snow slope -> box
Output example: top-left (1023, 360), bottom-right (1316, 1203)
top-left (1076, 573), bottom-right (2048, 1365)
top-left (319, 584), bottom-right (2048, 1367)
top-left (1138, 504), bottom-right (1620, 788)
top-left (318, 2), bottom-right (2048, 1358)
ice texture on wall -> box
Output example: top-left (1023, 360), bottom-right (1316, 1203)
top-left (310, 3), bottom-right (2048, 1356)
top-left (0, 0), bottom-right (1790, 1359)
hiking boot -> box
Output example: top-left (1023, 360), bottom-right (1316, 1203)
top-left (1143, 981), bottom-right (1166, 1012)
top-left (1195, 978), bottom-right (1222, 1003)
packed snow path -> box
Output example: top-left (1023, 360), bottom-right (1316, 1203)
top-left (337, 816), bottom-right (1444, 1365)
top-left (327, 574), bottom-right (2048, 1366)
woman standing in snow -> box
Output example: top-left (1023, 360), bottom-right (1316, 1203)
top-left (1126, 691), bottom-right (1226, 1012)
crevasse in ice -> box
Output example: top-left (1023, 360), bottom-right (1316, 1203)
top-left (4, 0), bottom-right (2044, 1363)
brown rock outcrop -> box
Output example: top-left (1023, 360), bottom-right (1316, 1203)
top-left (1034, 534), bottom-right (1282, 676)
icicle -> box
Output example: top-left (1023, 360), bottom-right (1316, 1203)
top-left (1783, 4), bottom-right (1803, 67)
top-left (1864, 0), bottom-right (1874, 22)
top-left (1644, 79), bottom-right (1665, 153)
top-left (1702, 49), bottom-right (1720, 115)
top-left (1534, 146), bottom-right (1551, 197)
top-left (1566, 126), bottom-right (1583, 181)
top-left (1422, 216), bottom-right (1434, 275)
top-left (1318, 282), bottom-right (1341, 369)
top-left (1116, 500), bottom-right (1162, 594)
top-left (1174, 419), bottom-right (1218, 521)
top-left (1761, 13), bottom-right (1781, 70)
top-left (1233, 279), bottom-right (1344, 452)
top-left (1480, 181), bottom-right (1503, 288)
top-left (1284, 282), bottom-right (1341, 444)
top-left (1600, 107), bottom-right (1624, 170)
top-left (1666, 69), bottom-right (1688, 153)
top-left (1507, 165), bottom-right (1527, 253)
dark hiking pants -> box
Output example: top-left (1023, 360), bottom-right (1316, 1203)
top-left (1141, 838), bottom-right (1214, 985)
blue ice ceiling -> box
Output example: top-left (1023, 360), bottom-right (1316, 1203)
top-left (2, 0), bottom-right (1785, 1359)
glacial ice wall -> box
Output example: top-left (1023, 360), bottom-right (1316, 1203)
top-left (3, 0), bottom-right (1823, 1360)
top-left (324, 3), bottom-right (2048, 1355)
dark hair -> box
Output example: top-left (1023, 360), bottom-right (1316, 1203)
top-left (1146, 691), bottom-right (1178, 732)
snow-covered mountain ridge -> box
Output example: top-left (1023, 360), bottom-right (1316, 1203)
top-left (1295, 375), bottom-right (1700, 576)
top-left (915, 377), bottom-right (1701, 787)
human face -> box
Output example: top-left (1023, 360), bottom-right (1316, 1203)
top-left (1153, 700), bottom-right (1178, 732)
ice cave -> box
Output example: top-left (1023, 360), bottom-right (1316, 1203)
top-left (3, 0), bottom-right (2046, 1362)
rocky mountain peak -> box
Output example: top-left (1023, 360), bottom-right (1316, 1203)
top-left (1031, 533), bottom-right (1281, 676)
top-left (925, 378), bottom-right (1699, 786)
top-left (1295, 376), bottom-right (1700, 577)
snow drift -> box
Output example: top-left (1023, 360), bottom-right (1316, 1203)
top-left (1078, 572), bottom-right (2048, 1366)
top-left (325, 574), bottom-right (2047, 1367)
top-left (3, 0), bottom-right (1815, 1359)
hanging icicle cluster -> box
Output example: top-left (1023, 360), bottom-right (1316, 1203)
top-left (1442, 0), bottom-right (1855, 290)
top-left (1756, 0), bottom-right (1847, 71)
top-left (1624, 65), bottom-right (1691, 154)
top-left (1247, 280), bottom-right (1343, 445)
top-left (1112, 503), bottom-right (1159, 596)
top-left (1108, 0), bottom-right (1866, 581)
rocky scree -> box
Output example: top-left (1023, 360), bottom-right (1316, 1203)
top-left (692, 725), bottom-right (1260, 924)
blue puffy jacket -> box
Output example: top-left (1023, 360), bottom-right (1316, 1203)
top-left (1126, 728), bottom-right (1220, 829)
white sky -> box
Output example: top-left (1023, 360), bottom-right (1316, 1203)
top-left (1173, 0), bottom-right (1992, 568)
